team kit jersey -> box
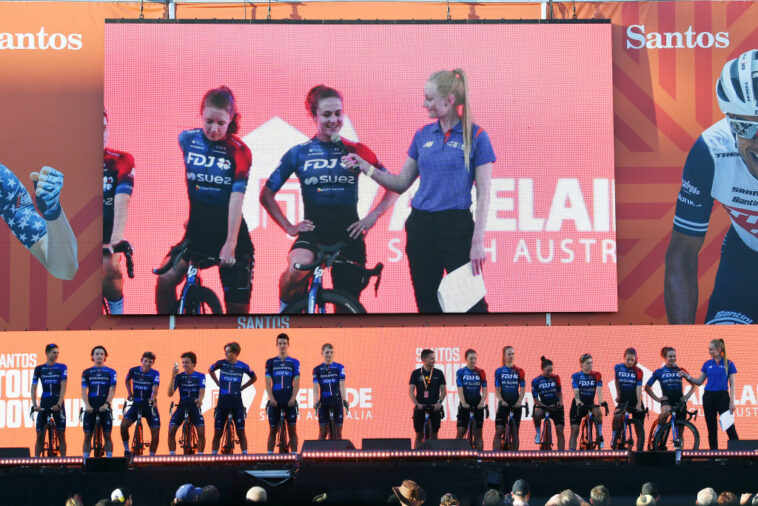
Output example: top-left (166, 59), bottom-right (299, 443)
top-left (494, 365), bottom-right (525, 403)
top-left (81, 366), bottom-right (117, 433)
top-left (33, 363), bottom-right (68, 408)
top-left (209, 359), bottom-right (256, 406)
top-left (0, 163), bottom-right (47, 249)
top-left (571, 371), bottom-right (602, 403)
top-left (103, 148), bottom-right (134, 244)
top-left (456, 366), bottom-right (487, 406)
top-left (265, 356), bottom-right (300, 403)
top-left (647, 365), bottom-right (688, 401)
top-left (126, 367), bottom-right (160, 403)
top-left (313, 362), bottom-right (346, 426)
top-left (532, 375), bottom-right (562, 406)
top-left (674, 118), bottom-right (758, 323)
top-left (169, 371), bottom-right (206, 428)
top-left (614, 363), bottom-right (643, 400)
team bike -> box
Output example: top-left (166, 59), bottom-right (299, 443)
top-left (317, 401), bottom-right (349, 440)
top-left (419, 405), bottom-right (444, 445)
top-left (283, 242), bottom-right (383, 314)
top-left (217, 408), bottom-right (240, 454)
top-left (578, 402), bottom-right (609, 450)
top-left (650, 399), bottom-right (700, 451)
top-left (498, 403), bottom-right (529, 451)
top-left (465, 405), bottom-right (489, 450)
top-left (272, 403), bottom-right (298, 453)
top-left (123, 400), bottom-right (153, 457)
top-left (80, 407), bottom-right (111, 458)
top-left (103, 240), bottom-right (134, 314)
top-left (170, 402), bottom-right (199, 455)
top-left (535, 403), bottom-right (560, 451)
top-left (153, 246), bottom-right (222, 314)
top-left (30, 407), bottom-right (63, 457)
top-left (611, 401), bottom-right (647, 451)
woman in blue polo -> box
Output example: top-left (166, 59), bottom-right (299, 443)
top-left (681, 339), bottom-right (739, 449)
top-left (344, 69), bottom-right (495, 313)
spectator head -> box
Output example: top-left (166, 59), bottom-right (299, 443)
top-left (636, 495), bottom-right (656, 506)
top-left (697, 488), bottom-right (719, 506)
top-left (392, 479), bottom-right (427, 506)
top-left (554, 490), bottom-right (583, 506)
top-left (313, 493), bottom-right (329, 503)
top-left (111, 487), bottom-right (133, 505)
top-left (65, 495), bottom-right (84, 506)
top-left (176, 484), bottom-right (202, 503)
top-left (751, 495), bottom-right (758, 506)
top-left (482, 489), bottom-right (505, 506)
top-left (641, 483), bottom-right (659, 501)
top-left (590, 485), bottom-right (610, 506)
top-left (440, 493), bottom-right (459, 506)
top-left (512, 479), bottom-right (530, 501)
top-left (198, 485), bottom-right (220, 504)
top-left (246, 486), bottom-right (268, 503)
top-left (719, 492), bottom-right (738, 506)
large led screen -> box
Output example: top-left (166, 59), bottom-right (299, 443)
top-left (104, 21), bottom-right (616, 315)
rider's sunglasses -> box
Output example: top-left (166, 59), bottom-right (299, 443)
top-left (728, 117), bottom-right (758, 140)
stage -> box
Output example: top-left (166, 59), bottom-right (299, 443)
top-left (1, 450), bottom-right (756, 505)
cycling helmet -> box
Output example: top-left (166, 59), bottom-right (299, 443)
top-left (716, 49), bottom-right (758, 117)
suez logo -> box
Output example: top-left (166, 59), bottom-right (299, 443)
top-left (0, 28), bottom-right (82, 51)
top-left (304, 174), bottom-right (356, 186)
top-left (187, 172), bottom-right (232, 185)
top-left (626, 25), bottom-right (729, 50)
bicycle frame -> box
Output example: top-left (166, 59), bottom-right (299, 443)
top-left (541, 409), bottom-right (553, 450)
top-left (278, 407), bottom-right (289, 452)
top-left (178, 263), bottom-right (200, 314)
top-left (502, 404), bottom-right (529, 450)
top-left (308, 266), bottom-right (325, 314)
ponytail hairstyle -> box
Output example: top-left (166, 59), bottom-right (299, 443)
top-left (710, 338), bottom-right (728, 370)
top-left (660, 346), bottom-right (675, 360)
top-left (201, 86), bottom-right (240, 135)
top-left (502, 346), bottom-right (514, 366)
top-left (624, 347), bottom-right (638, 365)
top-left (305, 85), bottom-right (343, 118)
top-left (428, 69), bottom-right (473, 170)
top-left (540, 356), bottom-right (553, 370)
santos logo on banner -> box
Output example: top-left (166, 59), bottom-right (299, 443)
top-left (0, 28), bottom-right (82, 50)
top-left (626, 25), bottom-right (729, 50)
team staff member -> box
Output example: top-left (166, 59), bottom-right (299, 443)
top-left (611, 348), bottom-right (644, 449)
top-left (645, 347), bottom-right (695, 442)
top-left (81, 346), bottom-right (117, 458)
top-left (31, 344), bottom-right (68, 457)
top-left (0, 163), bottom-right (78, 280)
top-left (313, 343), bottom-right (349, 440)
top-left (209, 342), bottom-right (256, 454)
top-left (121, 352), bottom-right (160, 458)
top-left (569, 354), bottom-right (604, 450)
top-left (156, 86), bottom-right (254, 314)
top-left (493, 346), bottom-right (525, 450)
top-left (408, 349), bottom-right (447, 449)
top-left (455, 349), bottom-right (488, 450)
top-left (532, 356), bottom-right (565, 450)
top-left (344, 69), bottom-right (495, 313)
top-left (260, 85), bottom-right (397, 311)
top-left (103, 107), bottom-right (134, 314)
top-left (168, 352), bottom-right (206, 455)
top-left (680, 339), bottom-right (739, 449)
top-left (265, 333), bottom-right (300, 452)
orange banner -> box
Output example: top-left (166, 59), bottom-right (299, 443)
top-left (1, 325), bottom-right (754, 453)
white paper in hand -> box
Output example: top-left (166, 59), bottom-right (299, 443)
top-left (719, 410), bottom-right (735, 431)
top-left (437, 262), bottom-right (486, 313)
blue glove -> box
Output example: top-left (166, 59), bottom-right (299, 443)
top-left (30, 166), bottom-right (63, 221)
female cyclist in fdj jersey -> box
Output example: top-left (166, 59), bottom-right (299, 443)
top-left (611, 348), bottom-right (645, 448)
top-left (455, 349), bottom-right (488, 450)
top-left (260, 85), bottom-right (397, 312)
top-left (532, 356), bottom-right (565, 450)
top-left (644, 347), bottom-right (695, 442)
top-left (493, 346), bottom-right (526, 450)
top-left (569, 354), bottom-right (604, 450)
top-left (156, 86), bottom-right (254, 314)
top-left (344, 69), bottom-right (495, 313)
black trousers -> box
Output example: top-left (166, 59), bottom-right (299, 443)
top-left (405, 208), bottom-right (488, 313)
top-left (703, 390), bottom-right (738, 449)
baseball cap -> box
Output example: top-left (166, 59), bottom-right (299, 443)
top-left (176, 484), bottom-right (202, 502)
top-left (111, 488), bottom-right (131, 503)
top-left (512, 479), bottom-right (530, 497)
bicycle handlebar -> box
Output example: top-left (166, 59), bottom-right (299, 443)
top-left (153, 247), bottom-right (219, 275)
top-left (583, 401), bottom-right (609, 416)
top-left (111, 240), bottom-right (135, 278)
top-left (498, 402), bottom-right (530, 417)
top-left (294, 242), bottom-right (346, 272)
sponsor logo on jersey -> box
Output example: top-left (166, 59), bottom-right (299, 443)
top-left (304, 177), bottom-right (319, 186)
top-left (103, 176), bottom-right (114, 192)
top-left (0, 28), bottom-right (83, 51)
top-left (306, 174), bottom-right (355, 185)
top-left (186, 172), bottom-right (232, 185)
top-left (303, 158), bottom-right (340, 171)
top-left (460, 375), bottom-right (481, 382)
top-left (626, 25), bottom-right (729, 49)
top-left (681, 179), bottom-right (700, 196)
top-left (186, 152), bottom-right (231, 170)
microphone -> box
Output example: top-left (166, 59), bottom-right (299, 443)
top-left (331, 133), bottom-right (349, 156)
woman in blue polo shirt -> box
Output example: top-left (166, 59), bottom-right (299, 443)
top-left (680, 339), bottom-right (738, 449)
top-left (343, 69), bottom-right (495, 313)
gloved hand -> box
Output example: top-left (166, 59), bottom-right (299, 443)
top-left (30, 166), bottom-right (63, 220)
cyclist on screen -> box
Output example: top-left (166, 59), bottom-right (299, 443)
top-left (0, 162), bottom-right (77, 280)
top-left (103, 107), bottom-right (134, 314)
top-left (312, 343), bottom-right (349, 440)
top-left (611, 348), bottom-right (645, 448)
top-left (569, 354), bottom-right (604, 450)
top-left (260, 85), bottom-right (398, 312)
top-left (81, 345), bottom-right (117, 458)
top-left (532, 356), bottom-right (565, 450)
top-left (168, 351), bottom-right (206, 455)
top-left (30, 343), bottom-right (68, 457)
top-left (665, 49), bottom-right (758, 324)
top-left (121, 352), bottom-right (160, 458)
top-left (455, 349), bottom-right (488, 450)
top-left (209, 341), bottom-right (256, 454)
top-left (409, 349), bottom-right (447, 449)
top-left (644, 347), bottom-right (695, 441)
top-left (265, 333), bottom-right (300, 452)
top-left (156, 86), bottom-right (254, 315)
top-left (493, 346), bottom-right (525, 451)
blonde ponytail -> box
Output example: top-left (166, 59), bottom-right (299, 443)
top-left (428, 69), bottom-right (474, 170)
top-left (710, 338), bottom-right (728, 371)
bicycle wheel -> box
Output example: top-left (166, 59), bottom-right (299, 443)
top-left (670, 421), bottom-right (700, 450)
top-left (652, 422), bottom-right (673, 451)
top-left (132, 423), bottom-right (144, 456)
top-left (222, 419), bottom-right (235, 454)
top-left (283, 289), bottom-right (366, 314)
top-left (278, 422), bottom-right (289, 453)
top-left (541, 419), bottom-right (553, 451)
top-left (93, 424), bottom-right (105, 458)
top-left (506, 418), bottom-right (516, 451)
top-left (47, 421), bottom-right (56, 457)
top-left (176, 286), bottom-right (223, 315)
top-left (181, 421), bottom-right (194, 455)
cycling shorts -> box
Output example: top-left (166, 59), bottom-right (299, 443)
top-left (83, 401), bottom-right (113, 434)
top-left (569, 399), bottom-right (599, 426)
top-left (317, 398), bottom-right (344, 427)
top-left (267, 402), bottom-right (298, 428)
top-left (413, 405), bottom-right (444, 433)
top-left (124, 403), bottom-right (161, 429)
top-left (660, 392), bottom-right (683, 408)
top-left (534, 405), bottom-right (565, 427)
top-left (495, 404), bottom-right (523, 427)
top-left (706, 226), bottom-right (758, 324)
top-left (456, 404), bottom-right (485, 429)
top-left (214, 405), bottom-right (246, 432)
top-left (616, 393), bottom-right (645, 421)
top-left (36, 408), bottom-right (66, 432)
top-left (169, 403), bottom-right (204, 428)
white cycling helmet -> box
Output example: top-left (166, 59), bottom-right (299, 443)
top-left (716, 49), bottom-right (758, 117)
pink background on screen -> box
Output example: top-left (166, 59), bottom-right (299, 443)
top-left (104, 23), bottom-right (615, 314)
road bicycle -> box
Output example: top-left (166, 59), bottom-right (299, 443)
top-left (170, 401), bottom-right (199, 455)
top-left (80, 407), bottom-right (112, 458)
top-left (535, 403), bottom-right (560, 451)
top-left (651, 399), bottom-right (700, 450)
top-left (217, 408), bottom-right (240, 454)
top-left (498, 403), bottom-right (529, 450)
top-left (30, 407), bottom-right (62, 457)
top-left (123, 400), bottom-right (152, 457)
top-left (153, 246), bottom-right (222, 314)
top-left (419, 404), bottom-right (444, 445)
top-left (578, 402), bottom-right (609, 450)
top-left (465, 405), bottom-right (489, 450)
top-left (611, 400), bottom-right (647, 451)
top-left (273, 403), bottom-right (298, 453)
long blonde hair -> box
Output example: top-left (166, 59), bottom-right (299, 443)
top-left (710, 339), bottom-right (728, 371)
top-left (428, 69), bottom-right (473, 170)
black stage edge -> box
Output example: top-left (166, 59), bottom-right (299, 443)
top-left (2, 458), bottom-right (757, 505)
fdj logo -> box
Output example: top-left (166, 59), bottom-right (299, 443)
top-left (186, 152), bottom-right (231, 170)
top-left (303, 158), bottom-right (339, 171)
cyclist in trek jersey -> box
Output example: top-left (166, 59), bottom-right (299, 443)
top-left (260, 85), bottom-right (398, 312)
top-left (569, 354), bottom-right (604, 450)
top-left (455, 349), bottom-right (488, 450)
top-left (31, 344), bottom-right (68, 457)
top-left (81, 346), bottom-right (117, 458)
top-left (493, 346), bottom-right (525, 450)
top-left (168, 351), bottom-right (206, 455)
top-left (0, 163), bottom-right (77, 280)
top-left (209, 342), bottom-right (256, 454)
top-left (312, 343), bottom-right (348, 440)
top-left (121, 352), bottom-right (160, 458)
top-left (265, 333), bottom-right (300, 452)
top-left (156, 86), bottom-right (254, 314)
top-left (611, 348), bottom-right (644, 449)
top-left (532, 356), bottom-right (565, 450)
top-left (645, 347), bottom-right (695, 440)
top-left (666, 49), bottom-right (758, 324)
top-left (103, 107), bottom-right (134, 314)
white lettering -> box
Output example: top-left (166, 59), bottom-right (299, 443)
top-left (546, 179), bottom-right (592, 232)
top-left (487, 178), bottom-right (516, 232)
top-left (387, 238), bottom-right (403, 263)
top-left (513, 239), bottom-right (531, 263)
top-left (518, 179), bottom-right (544, 231)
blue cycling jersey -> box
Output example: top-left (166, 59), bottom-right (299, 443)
top-left (32, 363), bottom-right (67, 408)
top-left (456, 366), bottom-right (487, 406)
top-left (646, 365), bottom-right (687, 397)
top-left (265, 356), bottom-right (300, 402)
top-left (0, 163), bottom-right (47, 249)
top-left (571, 371), bottom-right (602, 403)
top-left (81, 366), bottom-right (117, 401)
top-left (209, 359), bottom-right (255, 398)
top-left (494, 365), bottom-right (525, 403)
top-left (126, 366), bottom-right (160, 404)
top-left (174, 371), bottom-right (206, 404)
top-left (614, 363), bottom-right (643, 395)
top-left (312, 362), bottom-right (345, 401)
top-left (532, 374), bottom-right (561, 405)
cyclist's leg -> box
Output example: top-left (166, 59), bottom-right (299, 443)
top-left (592, 406), bottom-right (604, 442)
top-left (234, 407), bottom-right (248, 452)
top-left (146, 407), bottom-right (160, 454)
top-left (102, 411), bottom-right (114, 456)
top-left (412, 408), bottom-right (425, 449)
top-left (430, 408), bottom-right (442, 440)
top-left (190, 404), bottom-right (206, 453)
top-left (568, 401), bottom-right (582, 450)
top-left (285, 405), bottom-right (298, 452)
top-left (533, 407), bottom-right (545, 442)
top-left (334, 405), bottom-right (344, 440)
top-left (212, 407), bottom-right (227, 453)
top-left (121, 405), bottom-right (137, 453)
top-left (221, 229), bottom-right (254, 314)
top-left (555, 424), bottom-right (566, 451)
top-left (280, 240), bottom-right (316, 305)
top-left (34, 415), bottom-right (46, 457)
top-left (331, 235), bottom-right (368, 301)
top-left (103, 251), bottom-right (124, 313)
top-left (155, 241), bottom-right (189, 313)
top-left (82, 411), bottom-right (95, 457)
top-left (455, 405), bottom-right (469, 439)
top-left (54, 410), bottom-right (67, 456)
top-left (266, 403), bottom-right (280, 452)
top-left (512, 407), bottom-right (523, 451)
top-left (474, 408), bottom-right (485, 450)
top-left (493, 405), bottom-right (506, 450)
top-left (168, 406), bottom-right (183, 453)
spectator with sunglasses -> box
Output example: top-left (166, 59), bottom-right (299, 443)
top-left (666, 49), bottom-right (758, 324)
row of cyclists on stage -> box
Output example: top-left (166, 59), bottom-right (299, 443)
top-left (31, 334), bottom-right (738, 458)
